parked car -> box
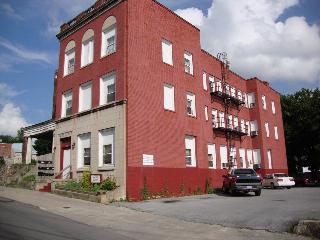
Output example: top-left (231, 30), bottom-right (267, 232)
top-left (263, 173), bottom-right (295, 189)
top-left (222, 168), bottom-right (263, 196)
top-left (294, 173), bottom-right (320, 186)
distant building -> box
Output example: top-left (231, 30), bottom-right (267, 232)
top-left (0, 143), bottom-right (13, 159)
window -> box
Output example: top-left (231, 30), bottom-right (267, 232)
top-left (247, 93), bottom-right (255, 108)
top-left (212, 109), bottom-right (218, 127)
top-left (245, 121), bottom-right (250, 136)
top-left (202, 72), bottom-right (207, 90)
top-left (219, 112), bottom-right (225, 128)
top-left (101, 16), bottom-right (116, 57)
top-left (237, 90), bottom-right (242, 101)
top-left (265, 122), bottom-right (270, 137)
top-left (247, 149), bottom-right (253, 167)
top-left (204, 106), bottom-right (208, 121)
top-left (243, 93), bottom-right (248, 107)
top-left (100, 72), bottom-right (116, 105)
top-left (64, 41), bottom-right (75, 76)
top-left (161, 39), bottom-right (173, 65)
top-left (81, 29), bottom-right (94, 67)
top-left (240, 119), bottom-right (245, 133)
top-left (253, 149), bottom-right (261, 164)
top-left (61, 91), bottom-right (72, 118)
top-left (216, 81), bottom-right (222, 92)
top-left (208, 144), bottom-right (216, 169)
top-left (274, 126), bottom-right (279, 140)
top-left (234, 117), bottom-right (239, 130)
top-left (230, 146), bottom-right (237, 166)
top-left (99, 128), bottom-right (114, 166)
top-left (79, 82), bottom-right (92, 112)
top-left (220, 145), bottom-right (228, 169)
top-left (209, 76), bottom-right (214, 92)
top-left (185, 136), bottom-right (196, 167)
top-left (239, 148), bottom-right (246, 168)
top-left (267, 149), bottom-right (272, 169)
top-left (227, 115), bottom-right (233, 129)
top-left (184, 51), bottom-right (193, 75)
top-left (186, 93), bottom-right (196, 117)
top-left (271, 101), bottom-right (276, 114)
top-left (230, 87), bottom-right (236, 97)
top-left (225, 84), bottom-right (230, 95)
top-left (164, 84), bottom-right (175, 111)
top-left (262, 95), bottom-right (267, 109)
top-left (77, 133), bottom-right (91, 168)
top-left (250, 120), bottom-right (258, 135)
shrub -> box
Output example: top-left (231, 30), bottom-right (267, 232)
top-left (22, 174), bottom-right (35, 182)
top-left (140, 176), bottom-right (150, 200)
top-left (100, 177), bottom-right (117, 191)
top-left (64, 181), bottom-right (81, 190)
top-left (80, 171), bottom-right (91, 190)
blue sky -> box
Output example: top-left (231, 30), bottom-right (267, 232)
top-left (0, 0), bottom-right (319, 136)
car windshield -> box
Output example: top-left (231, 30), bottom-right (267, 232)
top-left (274, 173), bottom-right (288, 177)
top-left (234, 169), bottom-right (255, 175)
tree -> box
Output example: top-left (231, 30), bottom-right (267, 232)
top-left (0, 128), bottom-right (24, 143)
top-left (281, 88), bottom-right (320, 180)
top-left (33, 138), bottom-right (52, 156)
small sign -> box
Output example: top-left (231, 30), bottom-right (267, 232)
top-left (90, 174), bottom-right (102, 184)
top-left (143, 154), bottom-right (154, 166)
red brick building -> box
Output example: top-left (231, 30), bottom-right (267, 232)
top-left (0, 143), bottom-right (13, 159)
top-left (29, 0), bottom-right (288, 200)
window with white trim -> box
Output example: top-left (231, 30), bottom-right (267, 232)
top-left (234, 116), bottom-right (239, 130)
top-left (271, 101), bottom-right (276, 114)
top-left (185, 136), bottom-right (196, 167)
top-left (162, 39), bottom-right (173, 65)
top-left (209, 76), bottom-right (214, 92)
top-left (212, 109), bottom-right (218, 127)
top-left (247, 93), bottom-right (256, 108)
top-left (61, 91), bottom-right (72, 118)
top-left (227, 115), bottom-right (233, 129)
top-left (250, 120), bottom-right (258, 135)
top-left (243, 93), bottom-right (248, 107)
top-left (184, 51), bottom-right (193, 75)
top-left (100, 72), bottom-right (116, 105)
top-left (267, 149), bottom-right (272, 169)
top-left (265, 122), bottom-right (270, 137)
top-left (77, 133), bottom-right (91, 168)
top-left (253, 149), bottom-right (261, 164)
top-left (81, 29), bottom-right (94, 67)
top-left (79, 82), bottom-right (92, 112)
top-left (274, 126), bottom-right (279, 140)
top-left (240, 119), bottom-right (245, 133)
top-left (186, 92), bottom-right (196, 117)
top-left (219, 111), bottom-right (225, 128)
top-left (220, 145), bottom-right (228, 169)
top-left (99, 128), bottom-right (114, 166)
top-left (230, 87), bottom-right (236, 97)
top-left (101, 16), bottom-right (116, 57)
top-left (202, 72), bottom-right (207, 90)
top-left (204, 106), bottom-right (208, 121)
top-left (262, 95), bottom-right (267, 110)
top-left (164, 84), bottom-right (175, 111)
top-left (64, 40), bottom-right (75, 76)
top-left (208, 144), bottom-right (216, 169)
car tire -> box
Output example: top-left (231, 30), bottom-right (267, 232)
top-left (271, 183), bottom-right (276, 189)
top-left (286, 186), bottom-right (291, 189)
top-left (230, 189), bottom-right (237, 196)
top-left (222, 184), bottom-right (228, 193)
top-left (255, 189), bottom-right (261, 196)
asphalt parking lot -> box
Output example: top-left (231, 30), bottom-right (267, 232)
top-left (119, 187), bottom-right (320, 232)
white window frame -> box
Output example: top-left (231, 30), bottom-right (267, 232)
top-left (185, 136), bottom-right (196, 167)
top-left (164, 84), bottom-right (175, 111)
top-left (204, 106), bottom-right (208, 121)
top-left (101, 25), bottom-right (116, 57)
top-left (247, 93), bottom-right (256, 108)
top-left (61, 91), bottom-right (72, 118)
top-left (77, 133), bottom-right (91, 168)
top-left (64, 49), bottom-right (75, 76)
top-left (202, 72), bottom-right (208, 90)
top-left (271, 101), bottom-right (276, 114)
top-left (274, 126), bottom-right (279, 140)
top-left (81, 37), bottom-right (94, 67)
top-left (100, 72), bottom-right (116, 105)
top-left (79, 82), bottom-right (92, 112)
top-left (262, 95), bottom-right (267, 110)
top-left (184, 51), bottom-right (193, 75)
top-left (267, 149), bottom-right (272, 169)
top-left (265, 122), bottom-right (270, 137)
top-left (212, 109), bottom-right (218, 128)
top-left (208, 144), bottom-right (216, 169)
top-left (186, 92), bottom-right (196, 117)
top-left (161, 39), bottom-right (173, 65)
top-left (220, 145), bottom-right (228, 169)
top-left (98, 128), bottom-right (115, 167)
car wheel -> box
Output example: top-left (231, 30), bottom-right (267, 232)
top-left (230, 188), bottom-right (237, 196)
top-left (255, 189), bottom-right (261, 196)
top-left (286, 186), bottom-right (291, 189)
top-left (271, 182), bottom-right (275, 189)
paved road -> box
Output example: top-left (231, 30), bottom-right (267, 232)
top-left (0, 197), bottom-right (129, 240)
top-left (119, 187), bottom-right (320, 232)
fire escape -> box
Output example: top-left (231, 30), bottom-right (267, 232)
top-left (211, 53), bottom-right (246, 170)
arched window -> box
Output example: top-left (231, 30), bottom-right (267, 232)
top-left (101, 16), bottom-right (116, 57)
top-left (64, 40), bottom-right (75, 76)
top-left (81, 29), bottom-right (94, 67)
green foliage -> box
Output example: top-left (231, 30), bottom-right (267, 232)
top-left (281, 88), bottom-right (320, 180)
top-left (80, 171), bottom-right (91, 190)
top-left (194, 186), bottom-right (202, 195)
top-left (30, 159), bottom-right (37, 165)
top-left (0, 128), bottom-right (24, 143)
top-left (33, 138), bottom-right (52, 156)
top-left (100, 177), bottom-right (117, 191)
top-left (63, 181), bottom-right (81, 190)
top-left (140, 176), bottom-right (150, 200)
top-left (22, 174), bottom-right (35, 182)
top-left (179, 183), bottom-right (185, 195)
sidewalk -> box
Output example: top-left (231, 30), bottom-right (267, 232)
top-left (0, 187), bottom-right (311, 240)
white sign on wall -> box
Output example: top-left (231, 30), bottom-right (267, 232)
top-left (143, 154), bottom-right (154, 166)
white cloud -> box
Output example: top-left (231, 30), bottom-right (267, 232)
top-left (175, 7), bottom-right (204, 27)
top-left (0, 103), bottom-right (28, 136)
top-left (0, 3), bottom-right (24, 21)
top-left (0, 37), bottom-right (52, 64)
top-left (175, 0), bottom-right (320, 84)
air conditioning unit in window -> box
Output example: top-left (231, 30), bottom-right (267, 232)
top-left (222, 163), bottom-right (228, 169)
top-left (250, 103), bottom-right (255, 108)
top-left (251, 131), bottom-right (258, 136)
top-left (253, 164), bottom-right (261, 170)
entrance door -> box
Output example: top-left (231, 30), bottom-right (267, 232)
top-left (62, 148), bottom-right (71, 179)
